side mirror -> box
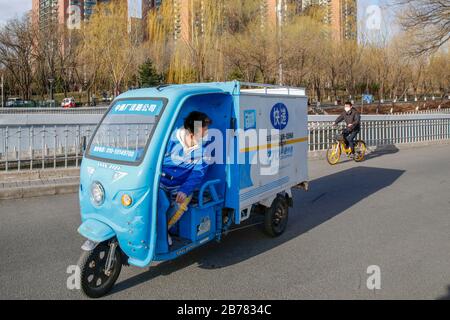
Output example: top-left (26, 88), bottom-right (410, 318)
top-left (81, 136), bottom-right (87, 153)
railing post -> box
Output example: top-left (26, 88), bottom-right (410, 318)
top-left (42, 125), bottom-right (45, 170)
top-left (54, 126), bottom-right (57, 169)
top-left (30, 126), bottom-right (34, 170)
top-left (5, 127), bottom-right (9, 172)
top-left (17, 126), bottom-right (22, 171)
top-left (76, 125), bottom-right (81, 167)
top-left (65, 125), bottom-right (68, 168)
top-left (312, 122), bottom-right (316, 152)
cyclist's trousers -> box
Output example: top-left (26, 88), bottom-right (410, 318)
top-left (343, 129), bottom-right (359, 153)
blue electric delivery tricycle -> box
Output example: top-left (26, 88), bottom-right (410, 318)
top-left (77, 81), bottom-right (309, 298)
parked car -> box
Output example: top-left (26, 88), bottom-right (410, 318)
top-left (102, 92), bottom-right (113, 103)
top-left (6, 98), bottom-right (23, 108)
top-left (6, 98), bottom-right (36, 108)
top-left (61, 97), bottom-right (76, 108)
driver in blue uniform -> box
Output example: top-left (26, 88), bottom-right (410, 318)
top-left (160, 111), bottom-right (212, 246)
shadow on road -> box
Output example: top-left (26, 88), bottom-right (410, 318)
top-left (109, 166), bottom-right (405, 296)
top-left (364, 145), bottom-right (400, 161)
top-left (329, 145), bottom-right (400, 166)
top-left (437, 286), bottom-right (450, 300)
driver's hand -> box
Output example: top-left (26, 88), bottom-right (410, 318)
top-left (176, 192), bottom-right (188, 204)
top-left (348, 124), bottom-right (353, 128)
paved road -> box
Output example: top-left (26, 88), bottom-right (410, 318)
top-left (1, 144), bottom-right (450, 300)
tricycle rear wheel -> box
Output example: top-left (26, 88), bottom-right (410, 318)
top-left (264, 196), bottom-right (289, 237)
top-left (77, 240), bottom-right (122, 298)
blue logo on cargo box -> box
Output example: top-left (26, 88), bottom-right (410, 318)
top-left (244, 109), bottom-right (257, 130)
top-left (270, 103), bottom-right (289, 130)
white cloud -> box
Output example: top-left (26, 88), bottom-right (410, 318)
top-left (0, 0), bottom-right (32, 25)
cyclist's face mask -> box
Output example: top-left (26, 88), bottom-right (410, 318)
top-left (345, 106), bottom-right (352, 113)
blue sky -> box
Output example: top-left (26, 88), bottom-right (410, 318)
top-left (0, 0), bottom-right (31, 25)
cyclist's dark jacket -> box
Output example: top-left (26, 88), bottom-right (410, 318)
top-left (335, 107), bottom-right (361, 131)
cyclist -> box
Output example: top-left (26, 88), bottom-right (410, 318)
top-left (334, 101), bottom-right (361, 158)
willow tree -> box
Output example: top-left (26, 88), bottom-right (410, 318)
top-left (147, 0), bottom-right (266, 84)
top-left (426, 51), bottom-right (450, 99)
top-left (79, 2), bottom-right (143, 97)
top-left (146, 0), bottom-right (176, 78)
top-left (222, 0), bottom-right (279, 84)
top-left (184, 0), bottom-right (227, 82)
top-left (282, 15), bottom-right (328, 88)
top-left (146, 0), bottom-right (193, 83)
top-left (168, 0), bottom-right (227, 83)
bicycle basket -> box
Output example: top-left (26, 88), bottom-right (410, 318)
top-left (335, 133), bottom-right (345, 141)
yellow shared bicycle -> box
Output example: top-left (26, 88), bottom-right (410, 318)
top-left (326, 132), bottom-right (367, 165)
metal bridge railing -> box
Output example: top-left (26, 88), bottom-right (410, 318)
top-left (0, 107), bottom-right (108, 115)
top-left (308, 114), bottom-right (450, 152)
top-left (393, 108), bottom-right (450, 115)
top-left (1, 114), bottom-right (450, 171)
top-left (0, 125), bottom-right (97, 171)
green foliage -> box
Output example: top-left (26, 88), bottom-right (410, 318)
top-left (138, 59), bottom-right (163, 88)
top-left (227, 68), bottom-right (245, 81)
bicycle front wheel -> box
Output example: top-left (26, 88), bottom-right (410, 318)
top-left (326, 142), bottom-right (341, 165)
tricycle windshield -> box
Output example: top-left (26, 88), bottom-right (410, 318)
top-left (86, 98), bottom-right (167, 165)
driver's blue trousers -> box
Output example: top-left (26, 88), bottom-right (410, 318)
top-left (161, 185), bottom-right (193, 230)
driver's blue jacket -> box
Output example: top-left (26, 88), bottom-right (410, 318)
top-left (160, 129), bottom-right (212, 196)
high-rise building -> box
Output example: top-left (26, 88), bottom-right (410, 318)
top-left (32, 0), bottom-right (63, 31)
top-left (83, 0), bottom-right (111, 20)
top-left (262, 0), bottom-right (290, 29)
top-left (32, 0), bottom-right (151, 29)
top-left (148, 0), bottom-right (356, 43)
top-left (163, 0), bottom-right (286, 42)
top-left (172, 0), bottom-right (190, 41)
top-left (299, 0), bottom-right (357, 41)
top-left (32, 0), bottom-right (153, 53)
top-left (330, 0), bottom-right (357, 41)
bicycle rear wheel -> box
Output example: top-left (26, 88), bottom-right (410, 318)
top-left (326, 142), bottom-right (341, 165)
top-left (354, 140), bottom-right (366, 162)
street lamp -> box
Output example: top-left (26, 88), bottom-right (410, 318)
top-left (1, 74), bottom-right (4, 108)
top-left (276, 0), bottom-right (283, 86)
top-left (48, 78), bottom-right (55, 102)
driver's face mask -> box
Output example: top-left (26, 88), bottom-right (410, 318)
top-left (194, 127), bottom-right (209, 144)
top-left (201, 130), bottom-right (209, 143)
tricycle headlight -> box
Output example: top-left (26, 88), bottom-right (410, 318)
top-left (90, 181), bottom-right (105, 206)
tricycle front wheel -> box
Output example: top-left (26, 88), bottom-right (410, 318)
top-left (77, 240), bottom-right (122, 298)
